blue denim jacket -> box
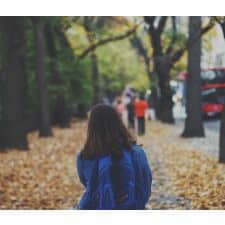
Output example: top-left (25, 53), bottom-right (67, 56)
top-left (76, 144), bottom-right (152, 209)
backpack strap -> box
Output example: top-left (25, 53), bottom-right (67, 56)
top-left (131, 145), bottom-right (152, 209)
top-left (98, 155), bottom-right (116, 209)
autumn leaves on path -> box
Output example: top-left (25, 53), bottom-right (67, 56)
top-left (0, 120), bottom-right (225, 209)
top-left (142, 122), bottom-right (225, 209)
top-left (0, 120), bottom-right (85, 209)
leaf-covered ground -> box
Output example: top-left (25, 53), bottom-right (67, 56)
top-left (143, 122), bottom-right (225, 209)
top-left (0, 120), bottom-right (85, 209)
top-left (0, 120), bottom-right (225, 209)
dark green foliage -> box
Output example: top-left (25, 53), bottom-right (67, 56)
top-left (26, 17), bottom-right (92, 128)
top-left (48, 58), bottom-right (92, 106)
top-left (0, 16), bottom-right (93, 145)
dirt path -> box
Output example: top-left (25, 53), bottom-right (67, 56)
top-left (140, 121), bottom-right (225, 209)
top-left (137, 123), bottom-right (192, 209)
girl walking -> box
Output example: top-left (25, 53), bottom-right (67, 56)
top-left (76, 104), bottom-right (152, 210)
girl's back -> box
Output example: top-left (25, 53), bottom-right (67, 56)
top-left (77, 145), bottom-right (152, 209)
top-left (76, 104), bottom-right (152, 210)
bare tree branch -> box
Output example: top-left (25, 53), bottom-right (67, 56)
top-left (79, 24), bottom-right (140, 58)
top-left (144, 16), bottom-right (164, 56)
top-left (171, 19), bottom-right (215, 64)
top-left (144, 16), bottom-right (156, 32)
top-left (166, 16), bottom-right (177, 54)
top-left (130, 34), bottom-right (153, 80)
top-left (213, 16), bottom-right (225, 38)
top-left (130, 34), bottom-right (149, 63)
top-left (219, 21), bottom-right (225, 38)
top-left (157, 16), bottom-right (168, 34)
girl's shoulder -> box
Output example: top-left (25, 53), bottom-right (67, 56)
top-left (77, 145), bottom-right (147, 164)
top-left (132, 144), bottom-right (145, 154)
top-left (77, 151), bottom-right (110, 161)
top-left (77, 152), bottom-right (98, 166)
top-left (77, 153), bottom-right (99, 177)
top-left (131, 144), bottom-right (148, 162)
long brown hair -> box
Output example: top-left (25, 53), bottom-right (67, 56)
top-left (81, 104), bottom-right (136, 160)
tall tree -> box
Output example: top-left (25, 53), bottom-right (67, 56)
top-left (214, 17), bottom-right (225, 162)
top-left (220, 106), bottom-right (225, 163)
top-left (130, 34), bottom-right (160, 118)
top-left (144, 17), bottom-right (175, 123)
top-left (182, 17), bottom-right (205, 137)
top-left (83, 17), bottom-right (100, 104)
top-left (32, 17), bottom-right (52, 137)
top-left (0, 17), bottom-right (28, 149)
top-left (144, 16), bottom-right (214, 123)
top-left (89, 51), bottom-right (100, 104)
top-left (45, 20), bottom-right (71, 128)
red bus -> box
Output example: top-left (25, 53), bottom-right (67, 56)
top-left (179, 67), bottom-right (225, 117)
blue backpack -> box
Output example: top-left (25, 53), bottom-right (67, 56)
top-left (99, 150), bottom-right (136, 209)
top-left (78, 150), bottom-right (136, 210)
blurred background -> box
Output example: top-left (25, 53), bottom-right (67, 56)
top-left (0, 16), bottom-right (225, 209)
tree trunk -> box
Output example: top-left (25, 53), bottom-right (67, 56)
top-left (76, 103), bottom-right (88, 118)
top-left (144, 59), bottom-right (160, 120)
top-left (83, 18), bottom-right (100, 105)
top-left (0, 17), bottom-right (28, 150)
top-left (90, 51), bottom-right (100, 104)
top-left (218, 20), bottom-right (225, 163)
top-left (154, 58), bottom-right (174, 123)
top-left (145, 18), bottom-right (174, 124)
top-left (151, 87), bottom-right (161, 119)
top-left (33, 17), bottom-right (52, 137)
top-left (45, 22), bottom-right (71, 128)
top-left (182, 16), bottom-right (204, 137)
top-left (148, 76), bottom-right (160, 120)
top-left (219, 106), bottom-right (225, 162)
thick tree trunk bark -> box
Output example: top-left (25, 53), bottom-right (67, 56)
top-left (45, 22), bottom-right (71, 128)
top-left (90, 51), bottom-right (100, 104)
top-left (154, 58), bottom-right (174, 123)
top-left (76, 103), bottom-right (88, 118)
top-left (145, 19), bottom-right (174, 124)
top-left (218, 21), bottom-right (225, 163)
top-left (219, 102), bottom-right (225, 162)
top-left (33, 17), bottom-right (52, 137)
top-left (151, 86), bottom-right (161, 119)
top-left (182, 17), bottom-right (204, 137)
top-left (144, 60), bottom-right (160, 120)
top-left (83, 18), bottom-right (100, 105)
top-left (0, 17), bottom-right (28, 150)
top-left (53, 97), bottom-right (71, 128)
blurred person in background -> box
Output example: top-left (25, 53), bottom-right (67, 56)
top-left (145, 90), bottom-right (152, 121)
top-left (126, 96), bottom-right (135, 130)
top-left (135, 93), bottom-right (148, 136)
top-left (115, 97), bottom-right (125, 118)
